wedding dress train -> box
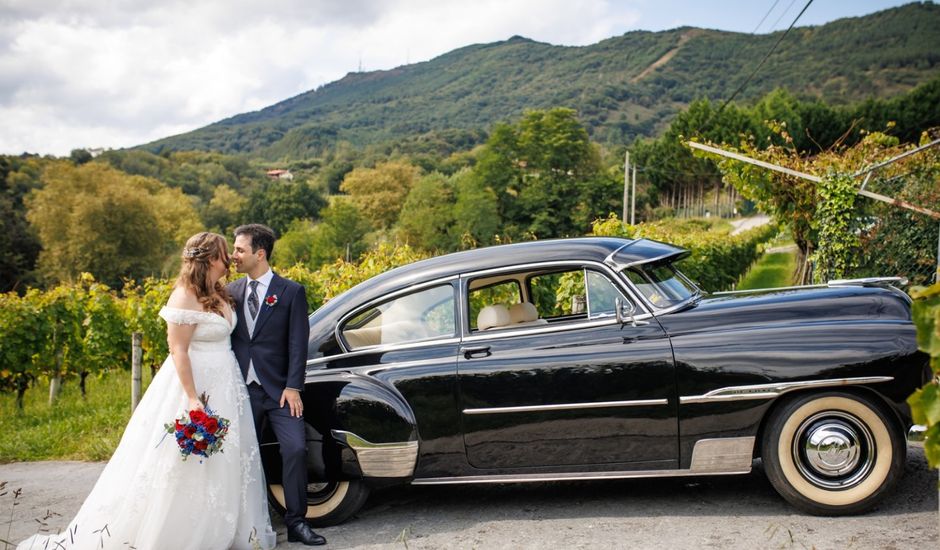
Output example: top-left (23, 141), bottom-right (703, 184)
top-left (18, 307), bottom-right (276, 550)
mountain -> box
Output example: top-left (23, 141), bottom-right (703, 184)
top-left (141, 3), bottom-right (940, 159)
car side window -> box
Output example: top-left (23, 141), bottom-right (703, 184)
top-left (585, 269), bottom-right (632, 318)
top-left (468, 280), bottom-right (522, 330)
top-left (341, 285), bottom-right (456, 350)
top-left (530, 268), bottom-right (633, 321)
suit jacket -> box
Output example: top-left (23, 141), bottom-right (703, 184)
top-left (228, 273), bottom-right (310, 403)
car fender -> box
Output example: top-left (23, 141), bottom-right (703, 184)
top-left (303, 371), bottom-right (419, 481)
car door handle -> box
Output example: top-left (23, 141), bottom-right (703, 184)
top-left (461, 345), bottom-right (491, 359)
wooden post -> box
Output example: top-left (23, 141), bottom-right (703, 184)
top-left (131, 332), bottom-right (142, 412)
top-left (48, 350), bottom-right (63, 406)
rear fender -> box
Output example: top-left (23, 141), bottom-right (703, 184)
top-left (304, 372), bottom-right (418, 481)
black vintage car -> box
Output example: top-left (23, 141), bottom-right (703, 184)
top-left (258, 237), bottom-right (930, 524)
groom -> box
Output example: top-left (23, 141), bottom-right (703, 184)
top-left (229, 223), bottom-right (326, 546)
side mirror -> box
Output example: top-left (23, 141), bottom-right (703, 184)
top-left (615, 297), bottom-right (637, 327)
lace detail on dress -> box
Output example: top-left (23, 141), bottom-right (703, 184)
top-left (159, 306), bottom-right (232, 327)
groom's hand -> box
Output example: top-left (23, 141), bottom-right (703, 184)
top-left (280, 388), bottom-right (303, 418)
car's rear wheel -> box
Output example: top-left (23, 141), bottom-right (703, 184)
top-left (268, 479), bottom-right (370, 527)
top-left (761, 392), bottom-right (905, 515)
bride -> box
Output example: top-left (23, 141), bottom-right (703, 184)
top-left (18, 232), bottom-right (276, 550)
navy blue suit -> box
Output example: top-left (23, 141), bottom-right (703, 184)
top-left (229, 273), bottom-right (310, 529)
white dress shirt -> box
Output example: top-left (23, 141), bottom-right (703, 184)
top-left (244, 269), bottom-right (273, 386)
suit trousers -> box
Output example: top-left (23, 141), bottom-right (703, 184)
top-left (247, 382), bottom-right (308, 529)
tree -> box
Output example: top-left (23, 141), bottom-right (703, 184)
top-left (273, 199), bottom-right (371, 270)
top-left (27, 162), bottom-right (202, 286)
top-left (70, 148), bottom-right (93, 165)
top-left (452, 169), bottom-right (500, 248)
top-left (471, 108), bottom-right (608, 238)
top-left (340, 160), bottom-right (420, 230)
top-left (397, 173), bottom-right (457, 252)
top-left (202, 184), bottom-right (248, 234)
top-left (0, 156), bottom-right (43, 291)
top-left (243, 179), bottom-right (326, 236)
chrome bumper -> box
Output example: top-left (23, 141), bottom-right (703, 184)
top-left (908, 424), bottom-right (927, 443)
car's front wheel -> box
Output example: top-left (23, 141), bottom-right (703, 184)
top-left (268, 479), bottom-right (370, 526)
top-left (761, 391), bottom-right (905, 515)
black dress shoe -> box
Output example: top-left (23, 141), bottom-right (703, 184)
top-left (287, 522), bottom-right (327, 546)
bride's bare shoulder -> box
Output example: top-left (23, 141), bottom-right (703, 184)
top-left (166, 286), bottom-right (201, 310)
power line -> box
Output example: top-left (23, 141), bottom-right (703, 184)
top-left (751, 0), bottom-right (783, 34)
top-left (769, 0), bottom-right (799, 32)
top-left (719, 0), bottom-right (814, 112)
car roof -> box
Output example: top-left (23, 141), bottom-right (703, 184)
top-left (312, 237), bottom-right (686, 321)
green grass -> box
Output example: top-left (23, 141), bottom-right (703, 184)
top-left (0, 369), bottom-right (155, 463)
top-left (737, 245), bottom-right (797, 290)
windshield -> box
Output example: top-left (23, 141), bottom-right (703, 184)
top-left (623, 263), bottom-right (698, 308)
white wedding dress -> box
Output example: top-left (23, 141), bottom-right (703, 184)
top-left (18, 307), bottom-right (276, 550)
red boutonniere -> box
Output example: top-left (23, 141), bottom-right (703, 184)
top-left (265, 294), bottom-right (278, 307)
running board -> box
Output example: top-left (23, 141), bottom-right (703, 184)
top-left (412, 436), bottom-right (755, 485)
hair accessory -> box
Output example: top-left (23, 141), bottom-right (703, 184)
top-left (183, 246), bottom-right (208, 259)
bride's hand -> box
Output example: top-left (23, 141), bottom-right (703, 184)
top-left (188, 397), bottom-right (205, 412)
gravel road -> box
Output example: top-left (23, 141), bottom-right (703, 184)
top-left (2, 446), bottom-right (936, 549)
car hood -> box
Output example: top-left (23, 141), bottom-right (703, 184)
top-left (663, 284), bottom-right (912, 329)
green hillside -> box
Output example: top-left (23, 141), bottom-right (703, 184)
top-left (141, 3), bottom-right (940, 158)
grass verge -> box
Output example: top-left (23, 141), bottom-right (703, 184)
top-left (737, 245), bottom-right (797, 290)
top-left (0, 369), bottom-right (154, 463)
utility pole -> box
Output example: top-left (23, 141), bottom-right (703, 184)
top-left (623, 151), bottom-right (630, 224)
top-left (631, 164), bottom-right (637, 225)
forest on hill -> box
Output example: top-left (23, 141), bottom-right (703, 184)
top-left (140, 3), bottom-right (940, 160)
top-left (3, 73), bottom-right (938, 292)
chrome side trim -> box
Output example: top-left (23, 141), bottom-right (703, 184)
top-left (331, 430), bottom-right (418, 478)
top-left (828, 276), bottom-right (907, 288)
top-left (411, 467), bottom-right (750, 485)
top-left (689, 437), bottom-right (755, 473)
top-left (711, 284), bottom-right (827, 295)
top-left (463, 398), bottom-right (669, 415)
top-left (603, 240), bottom-right (637, 269)
top-left (306, 337), bottom-right (461, 367)
top-left (679, 376), bottom-right (894, 404)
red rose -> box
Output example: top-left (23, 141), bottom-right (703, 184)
top-left (204, 417), bottom-right (219, 433)
top-left (183, 425), bottom-right (196, 438)
top-left (189, 410), bottom-right (208, 424)
top-left (174, 420), bottom-right (183, 431)
top-left (195, 440), bottom-right (208, 450)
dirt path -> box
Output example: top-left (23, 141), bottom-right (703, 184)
top-left (730, 214), bottom-right (772, 235)
top-left (2, 446), bottom-right (936, 549)
top-left (632, 29), bottom-right (702, 83)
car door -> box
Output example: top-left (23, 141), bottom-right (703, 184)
top-left (457, 264), bottom-right (678, 471)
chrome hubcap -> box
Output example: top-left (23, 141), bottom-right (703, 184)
top-left (793, 411), bottom-right (874, 489)
top-left (306, 481), bottom-right (340, 505)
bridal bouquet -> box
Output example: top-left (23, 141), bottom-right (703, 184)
top-left (165, 393), bottom-right (231, 461)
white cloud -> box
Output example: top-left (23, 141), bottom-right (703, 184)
top-left (0, 0), bottom-right (646, 155)
top-left (10, 0), bottom-right (900, 155)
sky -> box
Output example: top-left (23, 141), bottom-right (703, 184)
top-left (0, 0), bottom-right (916, 156)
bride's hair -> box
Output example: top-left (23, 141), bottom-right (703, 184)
top-left (177, 232), bottom-right (233, 314)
